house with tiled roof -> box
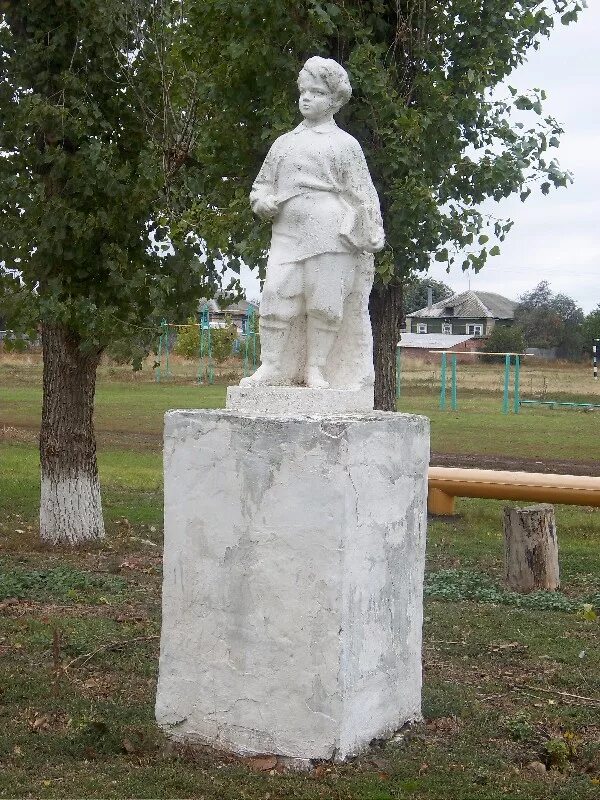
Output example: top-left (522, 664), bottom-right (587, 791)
top-left (198, 295), bottom-right (258, 333)
top-left (405, 290), bottom-right (517, 338)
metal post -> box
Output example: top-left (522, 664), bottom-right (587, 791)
top-left (503, 354), bottom-right (511, 414)
top-left (513, 354), bottom-right (521, 414)
top-left (196, 311), bottom-right (204, 383)
top-left (244, 306), bottom-right (256, 378)
top-left (396, 346), bottom-right (401, 401)
top-left (439, 352), bottom-right (447, 410)
top-left (198, 305), bottom-right (212, 384)
top-left (594, 339), bottom-right (599, 380)
top-left (207, 322), bottom-right (214, 385)
top-left (155, 321), bottom-right (164, 383)
top-left (163, 320), bottom-right (170, 378)
top-left (451, 353), bottom-right (458, 411)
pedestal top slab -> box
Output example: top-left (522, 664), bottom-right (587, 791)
top-left (226, 385), bottom-right (374, 415)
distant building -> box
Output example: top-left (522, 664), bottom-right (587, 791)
top-left (397, 333), bottom-right (483, 362)
top-left (198, 296), bottom-right (258, 334)
top-left (405, 290), bottom-right (516, 338)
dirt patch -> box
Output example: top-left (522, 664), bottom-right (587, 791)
top-left (431, 451), bottom-right (600, 477)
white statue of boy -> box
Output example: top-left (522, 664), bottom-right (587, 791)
top-left (241, 56), bottom-right (384, 390)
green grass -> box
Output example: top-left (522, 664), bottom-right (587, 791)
top-left (0, 361), bottom-right (599, 798)
top-left (3, 369), bottom-right (600, 463)
top-left (398, 390), bottom-right (600, 462)
top-left (0, 381), bottom-right (226, 436)
top-left (1, 498), bottom-right (599, 798)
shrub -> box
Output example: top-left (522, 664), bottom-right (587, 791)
top-left (482, 325), bottom-right (525, 362)
top-left (174, 318), bottom-right (239, 364)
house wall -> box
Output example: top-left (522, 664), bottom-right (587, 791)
top-left (408, 317), bottom-right (514, 336)
top-left (409, 317), bottom-right (489, 336)
top-left (400, 339), bottom-right (485, 363)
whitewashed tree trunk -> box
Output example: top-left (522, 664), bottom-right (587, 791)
top-left (40, 324), bottom-right (104, 544)
top-left (503, 504), bottom-right (559, 593)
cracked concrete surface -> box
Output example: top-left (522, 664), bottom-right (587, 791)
top-left (156, 409), bottom-right (429, 760)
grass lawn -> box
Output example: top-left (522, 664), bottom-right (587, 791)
top-left (0, 356), bottom-right (599, 798)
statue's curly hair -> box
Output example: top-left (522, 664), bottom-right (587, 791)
top-left (297, 57), bottom-right (352, 111)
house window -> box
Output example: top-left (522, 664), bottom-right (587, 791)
top-left (467, 324), bottom-right (484, 336)
top-left (442, 323), bottom-right (452, 335)
top-left (417, 323), bottom-right (427, 334)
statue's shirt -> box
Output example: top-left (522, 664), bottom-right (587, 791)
top-left (251, 120), bottom-right (384, 263)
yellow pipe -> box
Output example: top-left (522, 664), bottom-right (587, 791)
top-left (428, 467), bottom-right (600, 516)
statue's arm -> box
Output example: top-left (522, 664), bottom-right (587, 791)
top-left (250, 143), bottom-right (281, 220)
top-left (340, 140), bottom-right (385, 252)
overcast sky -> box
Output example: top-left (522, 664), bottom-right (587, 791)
top-left (240, 5), bottom-right (599, 312)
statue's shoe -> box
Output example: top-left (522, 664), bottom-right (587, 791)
top-left (305, 367), bottom-right (330, 389)
top-left (239, 365), bottom-right (288, 387)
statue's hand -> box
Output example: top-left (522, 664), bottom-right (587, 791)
top-left (369, 229), bottom-right (385, 252)
top-left (253, 194), bottom-right (280, 220)
top-left (339, 231), bottom-right (361, 252)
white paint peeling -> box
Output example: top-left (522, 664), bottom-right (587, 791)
top-left (226, 385), bottom-right (374, 415)
top-left (39, 472), bottom-right (105, 544)
top-left (156, 409), bottom-right (429, 761)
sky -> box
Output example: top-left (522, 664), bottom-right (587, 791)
top-left (239, 4), bottom-right (600, 312)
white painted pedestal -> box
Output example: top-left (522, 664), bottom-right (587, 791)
top-left (156, 408), bottom-right (429, 762)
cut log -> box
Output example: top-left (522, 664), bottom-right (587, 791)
top-left (503, 504), bottom-right (559, 593)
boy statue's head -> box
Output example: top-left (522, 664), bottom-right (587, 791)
top-left (297, 57), bottom-right (352, 119)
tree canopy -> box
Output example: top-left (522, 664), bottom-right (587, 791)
top-left (1, 0), bottom-right (587, 359)
top-left (175, 0), bottom-right (584, 288)
top-left (582, 305), bottom-right (600, 352)
top-left (404, 278), bottom-right (453, 315)
top-left (514, 280), bottom-right (584, 358)
top-left (0, 1), bottom-right (224, 361)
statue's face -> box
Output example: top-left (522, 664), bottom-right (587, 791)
top-left (298, 75), bottom-right (337, 121)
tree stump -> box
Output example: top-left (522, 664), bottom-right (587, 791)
top-left (503, 504), bottom-right (559, 593)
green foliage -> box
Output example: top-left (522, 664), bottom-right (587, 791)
top-left (1, 333), bottom-right (29, 353)
top-left (514, 281), bottom-right (585, 359)
top-left (482, 325), bottom-right (525, 360)
top-left (404, 278), bottom-right (453, 315)
top-left (211, 324), bottom-right (239, 364)
top-left (0, 2), bottom-right (221, 359)
top-left (175, 0), bottom-right (585, 286)
top-left (173, 320), bottom-right (199, 360)
top-left (425, 569), bottom-right (600, 612)
top-left (0, 562), bottom-right (127, 602)
top-left (582, 305), bottom-right (600, 351)
top-left (173, 319), bottom-right (239, 363)
top-left (543, 734), bottom-right (578, 771)
top-left (504, 713), bottom-right (535, 743)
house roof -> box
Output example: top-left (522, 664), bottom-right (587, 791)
top-left (397, 333), bottom-right (475, 349)
top-left (199, 296), bottom-right (258, 314)
top-left (407, 290), bottom-right (516, 320)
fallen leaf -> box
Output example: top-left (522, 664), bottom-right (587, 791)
top-left (30, 715), bottom-right (49, 732)
top-left (122, 738), bottom-right (136, 754)
top-left (245, 755), bottom-right (278, 772)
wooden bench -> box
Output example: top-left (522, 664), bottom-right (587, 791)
top-left (428, 467), bottom-right (600, 515)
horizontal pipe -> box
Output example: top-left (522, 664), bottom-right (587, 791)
top-left (428, 467), bottom-right (600, 508)
top-left (521, 400), bottom-right (600, 409)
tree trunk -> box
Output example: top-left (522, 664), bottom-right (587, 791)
top-left (503, 504), bottom-right (559, 592)
top-left (40, 323), bottom-right (105, 544)
top-left (369, 281), bottom-right (403, 411)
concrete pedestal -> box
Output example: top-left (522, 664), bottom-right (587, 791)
top-left (156, 409), bottom-right (429, 762)
top-left (226, 385), bottom-right (374, 415)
